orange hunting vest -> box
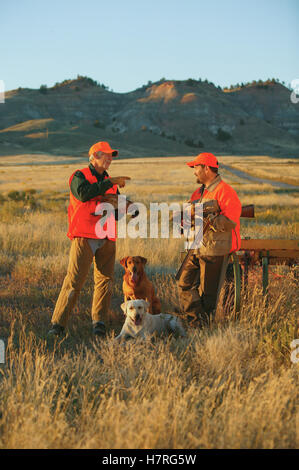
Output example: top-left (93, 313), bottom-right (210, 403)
top-left (67, 167), bottom-right (118, 241)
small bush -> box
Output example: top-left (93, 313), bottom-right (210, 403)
top-left (7, 190), bottom-right (26, 201)
top-left (25, 189), bottom-right (37, 196)
top-left (39, 85), bottom-right (48, 94)
top-left (185, 138), bottom-right (203, 148)
top-left (165, 134), bottom-right (176, 141)
top-left (186, 78), bottom-right (197, 87)
top-left (217, 128), bottom-right (232, 142)
top-left (94, 120), bottom-right (105, 129)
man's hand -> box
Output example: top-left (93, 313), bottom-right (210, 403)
top-left (208, 214), bottom-right (236, 232)
top-left (100, 194), bottom-right (119, 208)
top-left (109, 176), bottom-right (131, 188)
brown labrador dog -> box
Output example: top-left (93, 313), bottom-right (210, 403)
top-left (120, 256), bottom-right (161, 315)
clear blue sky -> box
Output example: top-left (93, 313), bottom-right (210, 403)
top-left (1, 0), bottom-right (298, 93)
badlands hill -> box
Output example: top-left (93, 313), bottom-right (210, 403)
top-left (0, 76), bottom-right (298, 158)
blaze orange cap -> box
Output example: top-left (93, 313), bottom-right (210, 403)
top-left (186, 152), bottom-right (219, 168)
top-left (88, 141), bottom-right (118, 157)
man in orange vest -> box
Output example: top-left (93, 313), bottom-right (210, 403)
top-left (48, 141), bottom-right (130, 338)
top-left (177, 152), bottom-right (242, 327)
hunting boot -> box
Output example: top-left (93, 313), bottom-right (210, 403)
top-left (93, 321), bottom-right (106, 338)
top-left (47, 323), bottom-right (65, 337)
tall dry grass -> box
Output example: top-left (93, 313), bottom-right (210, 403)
top-left (0, 281), bottom-right (298, 449)
top-left (0, 154), bottom-right (298, 449)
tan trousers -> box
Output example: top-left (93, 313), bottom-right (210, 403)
top-left (177, 253), bottom-right (229, 327)
top-left (51, 238), bottom-right (116, 328)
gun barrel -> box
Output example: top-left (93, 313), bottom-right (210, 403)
top-left (240, 204), bottom-right (254, 218)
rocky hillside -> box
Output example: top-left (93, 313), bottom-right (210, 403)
top-left (0, 76), bottom-right (298, 157)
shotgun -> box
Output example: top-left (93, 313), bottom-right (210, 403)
top-left (190, 201), bottom-right (255, 219)
top-left (91, 195), bottom-right (139, 219)
top-left (99, 194), bottom-right (134, 210)
top-left (240, 204), bottom-right (254, 218)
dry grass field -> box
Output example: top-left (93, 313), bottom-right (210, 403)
top-left (221, 155), bottom-right (299, 187)
top-left (0, 154), bottom-right (298, 449)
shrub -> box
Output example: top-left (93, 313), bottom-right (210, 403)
top-left (217, 128), bottom-right (232, 142)
top-left (184, 138), bottom-right (204, 148)
top-left (7, 190), bottom-right (26, 201)
top-left (24, 189), bottom-right (37, 196)
top-left (186, 78), bottom-right (197, 87)
top-left (166, 134), bottom-right (176, 141)
top-left (39, 85), bottom-right (48, 94)
top-left (94, 120), bottom-right (105, 129)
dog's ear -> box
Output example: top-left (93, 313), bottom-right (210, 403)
top-left (120, 257), bottom-right (128, 268)
top-left (120, 302), bottom-right (127, 315)
top-left (139, 257), bottom-right (147, 265)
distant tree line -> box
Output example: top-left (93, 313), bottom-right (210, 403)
top-left (139, 76), bottom-right (290, 91)
top-left (39, 75), bottom-right (109, 93)
top-left (38, 75), bottom-right (290, 95)
top-left (53, 74), bottom-right (109, 89)
top-left (222, 78), bottom-right (287, 91)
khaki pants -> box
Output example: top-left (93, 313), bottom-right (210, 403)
top-left (51, 238), bottom-right (116, 328)
top-left (177, 253), bottom-right (229, 327)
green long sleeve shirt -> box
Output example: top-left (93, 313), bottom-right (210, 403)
top-left (70, 163), bottom-right (119, 202)
top-left (70, 163), bottom-right (120, 221)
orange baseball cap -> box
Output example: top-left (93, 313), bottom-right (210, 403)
top-left (88, 141), bottom-right (118, 157)
top-left (186, 152), bottom-right (219, 168)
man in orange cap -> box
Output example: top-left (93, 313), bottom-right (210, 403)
top-left (48, 141), bottom-right (131, 338)
top-left (177, 152), bottom-right (242, 327)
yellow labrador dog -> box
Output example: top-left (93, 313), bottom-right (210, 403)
top-left (115, 299), bottom-right (186, 342)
